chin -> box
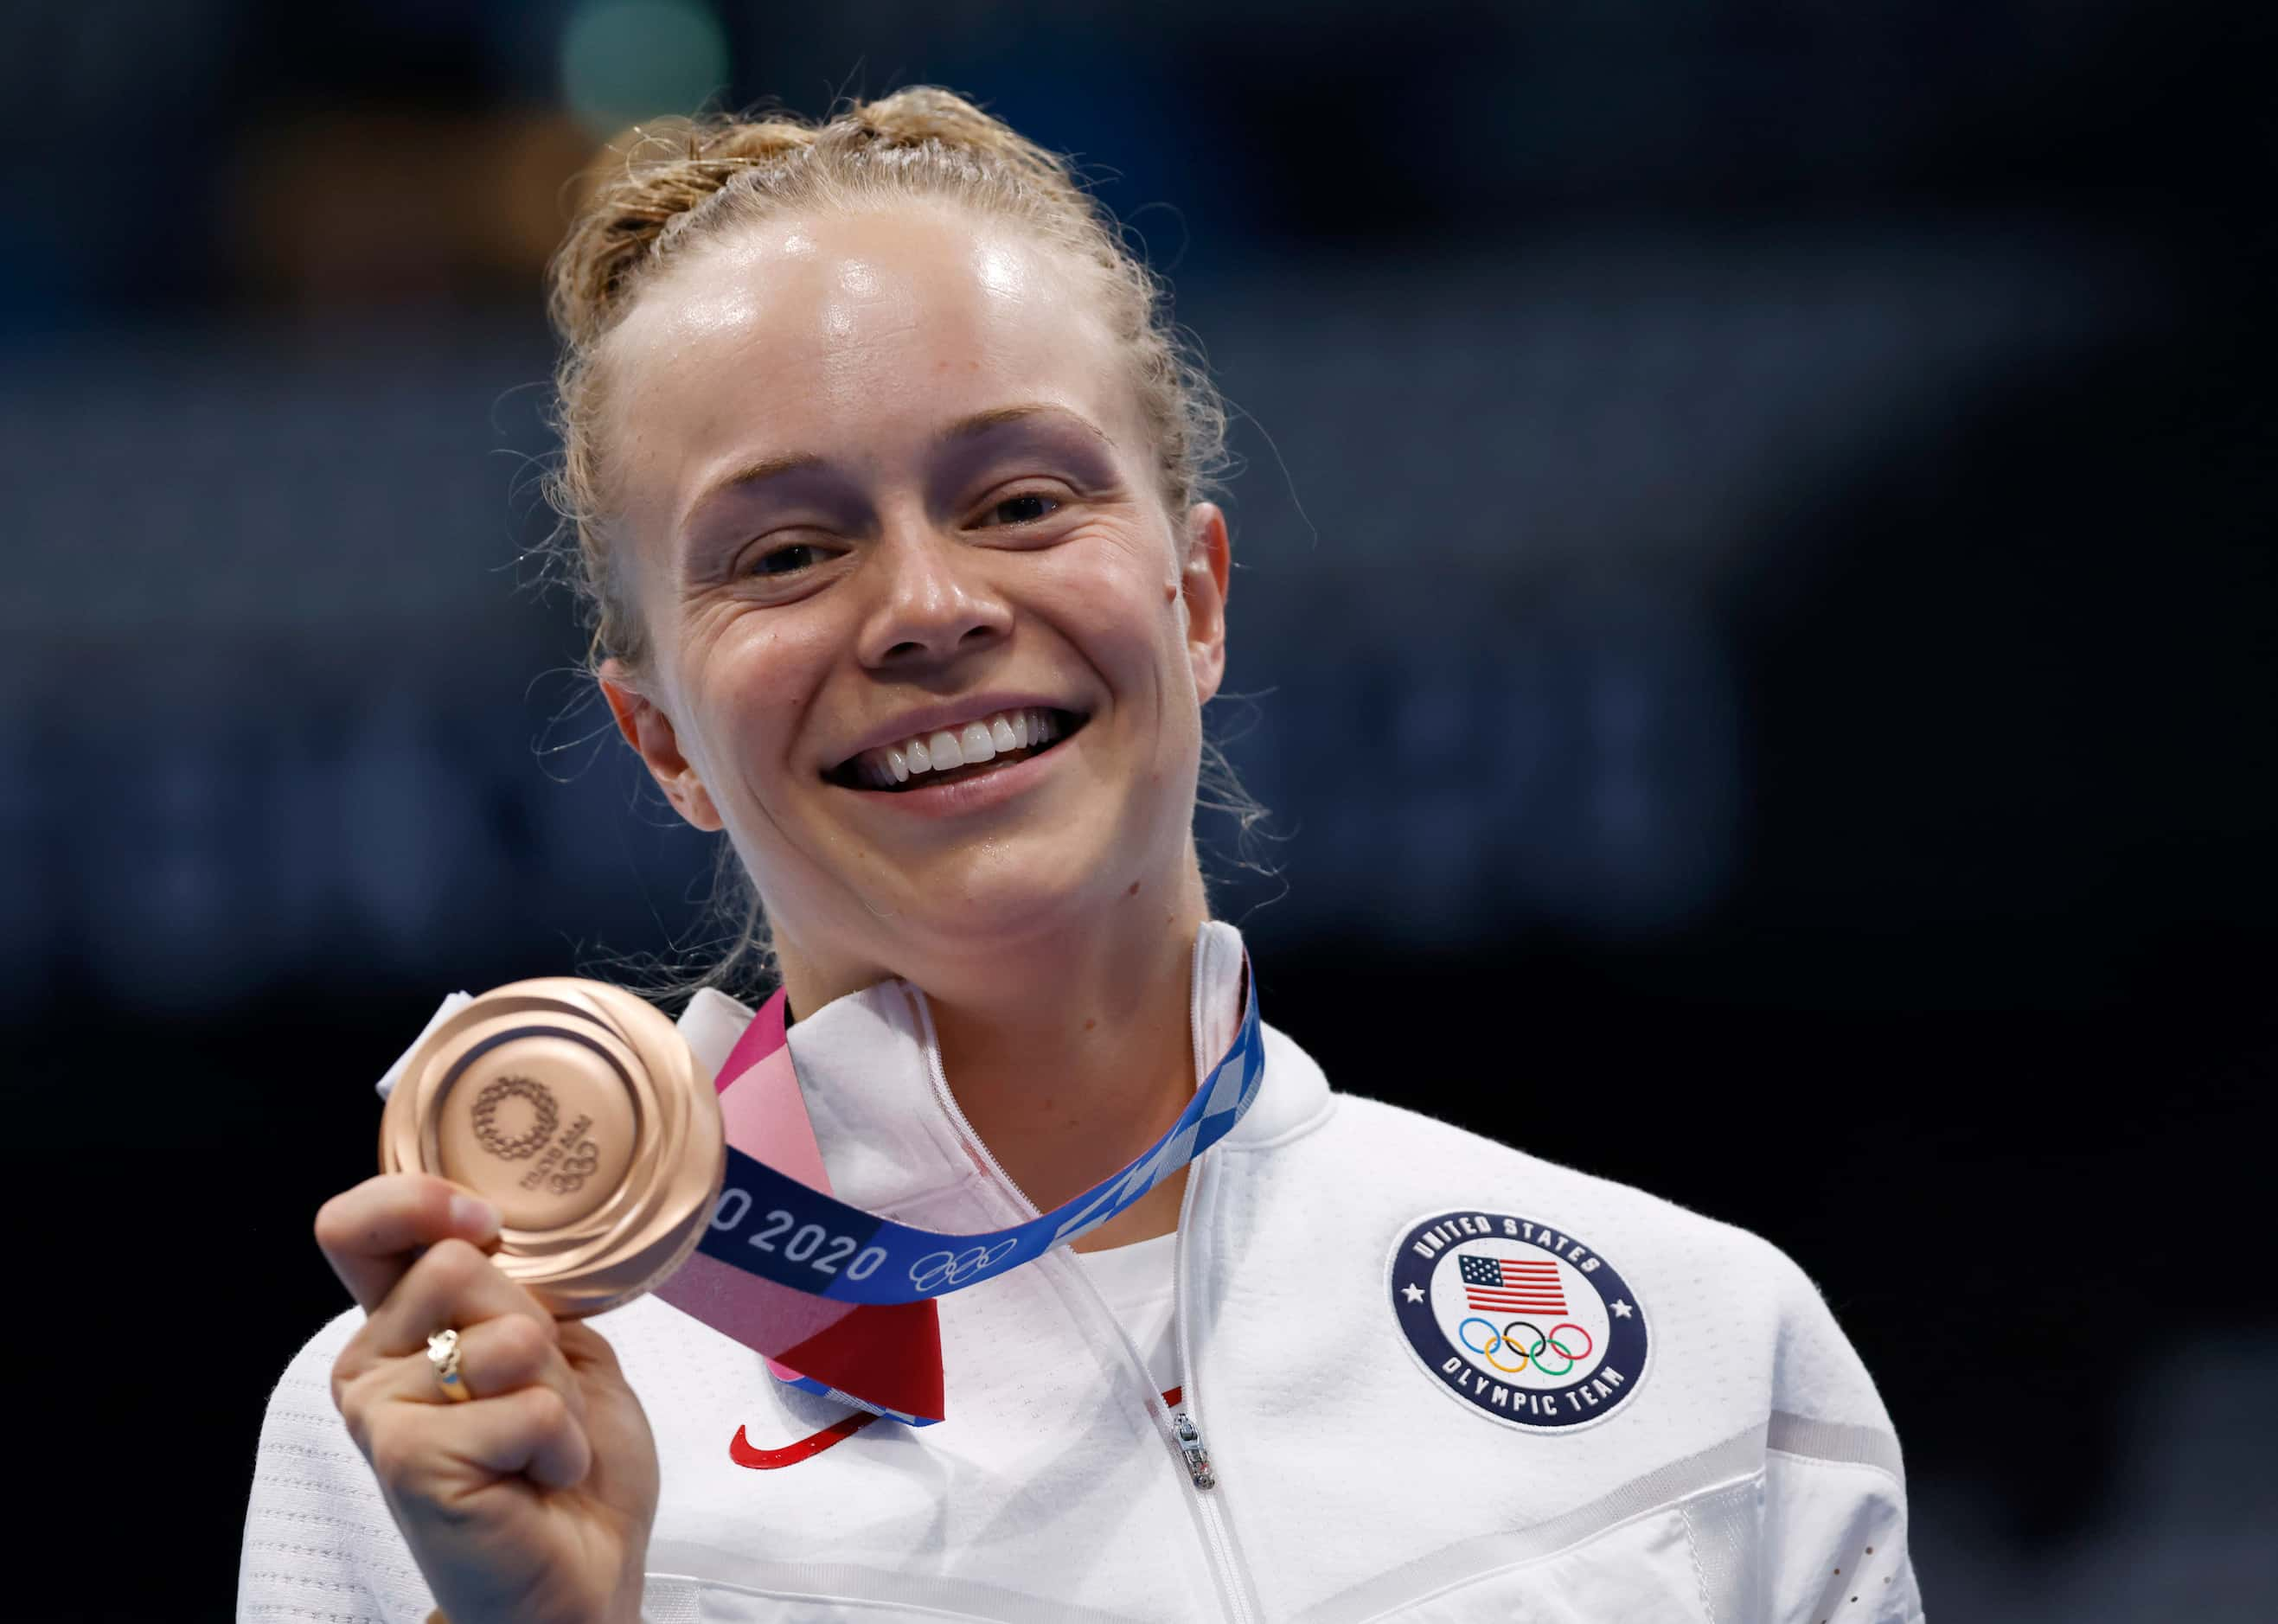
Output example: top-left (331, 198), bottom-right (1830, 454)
top-left (877, 847), bottom-right (1125, 955)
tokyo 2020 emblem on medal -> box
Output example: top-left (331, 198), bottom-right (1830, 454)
top-left (1388, 1209), bottom-right (1651, 1431)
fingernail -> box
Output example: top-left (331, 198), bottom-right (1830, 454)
top-left (450, 1193), bottom-right (501, 1241)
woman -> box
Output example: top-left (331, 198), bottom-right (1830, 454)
top-left (241, 90), bottom-right (1923, 1623)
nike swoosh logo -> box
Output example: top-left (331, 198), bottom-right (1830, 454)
top-left (728, 1410), bottom-right (882, 1469)
top-left (727, 1387), bottom-right (1185, 1470)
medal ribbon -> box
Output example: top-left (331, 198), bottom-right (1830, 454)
top-left (654, 962), bottom-right (1264, 1425)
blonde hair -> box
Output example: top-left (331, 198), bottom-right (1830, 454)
top-left (543, 86), bottom-right (1229, 676)
top-left (539, 87), bottom-right (1261, 994)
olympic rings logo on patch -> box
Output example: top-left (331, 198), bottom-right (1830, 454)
top-left (908, 1238), bottom-right (1019, 1294)
top-left (1457, 1317), bottom-right (1595, 1378)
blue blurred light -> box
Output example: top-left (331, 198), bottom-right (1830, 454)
top-left (559, 0), bottom-right (729, 138)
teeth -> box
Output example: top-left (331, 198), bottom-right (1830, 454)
top-left (845, 707), bottom-right (1073, 788)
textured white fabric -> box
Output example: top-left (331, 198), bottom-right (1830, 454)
top-left (240, 922), bottom-right (1925, 1621)
top-left (1075, 1231), bottom-right (1181, 1394)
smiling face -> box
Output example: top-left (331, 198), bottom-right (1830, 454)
top-left (595, 202), bottom-right (1230, 996)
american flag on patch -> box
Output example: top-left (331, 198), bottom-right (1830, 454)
top-left (1459, 1255), bottom-right (1569, 1314)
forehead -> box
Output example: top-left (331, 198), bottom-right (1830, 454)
top-left (602, 203), bottom-right (1134, 531)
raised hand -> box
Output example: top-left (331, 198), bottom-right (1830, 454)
top-left (317, 1173), bottom-right (661, 1624)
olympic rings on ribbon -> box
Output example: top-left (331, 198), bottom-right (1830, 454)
top-left (1456, 1315), bottom-right (1593, 1377)
top-left (908, 1238), bottom-right (1019, 1294)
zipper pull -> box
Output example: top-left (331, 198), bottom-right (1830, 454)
top-left (1172, 1410), bottom-right (1217, 1490)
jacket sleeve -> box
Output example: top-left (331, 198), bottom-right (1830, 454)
top-left (238, 1308), bottom-right (443, 1623)
top-left (1758, 1245), bottom-right (1926, 1624)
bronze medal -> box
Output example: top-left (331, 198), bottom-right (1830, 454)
top-left (379, 979), bottom-right (725, 1317)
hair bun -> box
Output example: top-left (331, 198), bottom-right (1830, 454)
top-left (836, 88), bottom-right (1072, 196)
top-left (849, 86), bottom-right (1007, 148)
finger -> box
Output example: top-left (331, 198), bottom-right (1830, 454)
top-left (358, 1237), bottom-right (559, 1361)
top-left (352, 1314), bottom-right (586, 1428)
top-left (372, 1384), bottom-right (592, 1496)
top-left (315, 1173), bottom-right (502, 1314)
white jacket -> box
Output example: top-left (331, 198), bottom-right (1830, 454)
top-left (240, 924), bottom-right (1924, 1622)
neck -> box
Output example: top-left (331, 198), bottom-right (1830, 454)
top-left (779, 859), bottom-right (1213, 1250)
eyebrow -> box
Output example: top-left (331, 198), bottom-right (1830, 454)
top-left (940, 402), bottom-right (1115, 450)
top-left (677, 404), bottom-right (1115, 536)
top-left (676, 450), bottom-right (829, 536)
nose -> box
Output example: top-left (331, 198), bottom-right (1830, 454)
top-left (854, 518), bottom-right (1014, 672)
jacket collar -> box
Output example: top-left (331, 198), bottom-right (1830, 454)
top-left (677, 920), bottom-right (1317, 1219)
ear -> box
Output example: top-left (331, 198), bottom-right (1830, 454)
top-left (1179, 502), bottom-right (1232, 705)
top-left (598, 659), bottom-right (726, 832)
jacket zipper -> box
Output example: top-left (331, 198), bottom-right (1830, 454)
top-left (1167, 942), bottom-right (1261, 1621)
top-left (910, 978), bottom-right (1261, 1624)
top-left (1174, 953), bottom-right (1217, 1499)
top-left (1167, 1142), bottom-right (1260, 1624)
top-left (1171, 1408), bottom-right (1214, 1489)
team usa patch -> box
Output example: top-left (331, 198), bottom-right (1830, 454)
top-left (1388, 1209), bottom-right (1650, 1431)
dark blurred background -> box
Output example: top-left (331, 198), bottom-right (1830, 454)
top-left (7, 2), bottom-right (2273, 1619)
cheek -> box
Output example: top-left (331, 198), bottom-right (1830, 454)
top-left (681, 611), bottom-right (833, 790)
top-left (1040, 523), bottom-right (1183, 667)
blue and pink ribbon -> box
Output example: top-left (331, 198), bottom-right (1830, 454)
top-left (656, 966), bottom-right (1264, 1425)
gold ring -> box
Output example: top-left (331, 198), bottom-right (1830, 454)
top-left (426, 1327), bottom-right (473, 1403)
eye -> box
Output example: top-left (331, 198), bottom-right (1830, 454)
top-left (981, 491), bottom-right (1062, 527)
top-left (745, 540), bottom-right (831, 578)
